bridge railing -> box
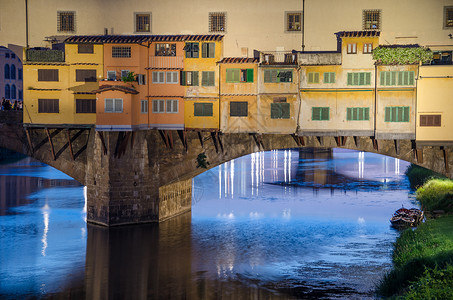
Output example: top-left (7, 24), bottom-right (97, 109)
top-left (0, 111), bottom-right (23, 124)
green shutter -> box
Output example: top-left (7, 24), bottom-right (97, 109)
top-left (180, 71), bottom-right (186, 86)
top-left (385, 71), bottom-right (391, 86)
top-left (247, 69), bottom-right (254, 82)
top-left (364, 107), bottom-right (369, 120)
top-left (271, 103), bottom-right (281, 119)
top-left (392, 107), bottom-right (398, 122)
top-left (192, 71), bottom-right (199, 86)
top-left (271, 70), bottom-right (278, 82)
top-left (281, 103), bottom-right (290, 118)
top-left (264, 70), bottom-right (271, 82)
top-left (202, 71), bottom-right (208, 86)
top-left (226, 69), bottom-right (234, 82)
top-left (194, 103), bottom-right (203, 116)
top-left (321, 107), bottom-right (329, 120)
top-left (365, 72), bottom-right (371, 85)
top-left (205, 103), bottom-right (213, 116)
top-left (403, 106), bottom-right (410, 122)
top-left (385, 107), bottom-right (391, 122)
top-left (314, 72), bottom-right (319, 83)
top-left (201, 43), bottom-right (207, 58)
top-left (380, 72), bottom-right (385, 86)
top-left (312, 107), bottom-right (320, 120)
top-left (233, 69), bottom-right (240, 82)
top-left (347, 108), bottom-right (352, 120)
top-left (347, 73), bottom-right (353, 85)
top-left (208, 43), bottom-right (215, 58)
top-left (308, 72), bottom-right (313, 83)
top-left (408, 71), bottom-right (414, 85)
top-left (209, 71), bottom-right (215, 86)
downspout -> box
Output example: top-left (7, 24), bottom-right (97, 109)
top-left (147, 41), bottom-right (150, 129)
top-left (218, 61), bottom-right (221, 132)
top-left (301, 0), bottom-right (305, 52)
top-left (295, 65), bottom-right (302, 134)
top-left (374, 63), bottom-right (377, 137)
top-left (25, 0), bottom-right (29, 48)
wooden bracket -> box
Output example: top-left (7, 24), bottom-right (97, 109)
top-left (210, 132), bottom-right (219, 153)
top-left (45, 128), bottom-right (56, 161)
top-left (442, 147), bottom-right (450, 174)
top-left (197, 131), bottom-right (204, 148)
top-left (394, 139), bottom-right (400, 155)
top-left (316, 136), bottom-right (323, 146)
top-left (342, 136), bottom-right (347, 146)
top-left (371, 137), bottom-right (378, 151)
top-left (177, 130), bottom-right (188, 152)
top-left (252, 133), bottom-right (264, 150)
top-left (25, 128), bottom-right (34, 154)
top-left (97, 131), bottom-right (108, 155)
top-left (159, 130), bottom-right (173, 149)
top-left (66, 129), bottom-right (75, 161)
top-left (334, 136), bottom-right (341, 147)
top-left (217, 131), bottom-right (224, 153)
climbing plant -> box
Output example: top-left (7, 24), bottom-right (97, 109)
top-left (196, 153), bottom-right (210, 169)
top-left (122, 71), bottom-right (136, 83)
top-left (372, 46), bottom-right (433, 65)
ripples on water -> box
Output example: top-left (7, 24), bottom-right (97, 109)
top-left (0, 148), bottom-right (416, 299)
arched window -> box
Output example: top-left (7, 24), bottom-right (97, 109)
top-left (10, 65), bottom-right (16, 80)
top-left (11, 84), bottom-right (16, 99)
top-left (4, 64), bottom-right (10, 79)
top-left (5, 84), bottom-right (10, 99)
top-left (19, 90), bottom-right (23, 100)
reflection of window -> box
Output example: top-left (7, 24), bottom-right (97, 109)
top-left (181, 71), bottom-right (199, 86)
top-left (347, 43), bottom-right (357, 54)
top-left (209, 12), bottom-right (226, 32)
top-left (38, 69), bottom-right (59, 81)
top-left (202, 43), bottom-right (216, 58)
top-left (141, 100), bottom-right (148, 113)
top-left (135, 13), bottom-right (151, 32)
top-left (76, 69), bottom-right (97, 82)
top-left (58, 11), bottom-right (76, 32)
top-left (363, 10), bottom-right (381, 30)
top-left (112, 47), bottom-right (131, 58)
top-left (105, 98), bottom-right (123, 113)
top-left (76, 99), bottom-right (96, 113)
top-left (194, 103), bottom-right (213, 116)
top-left (420, 114), bottom-right (441, 126)
top-left (39, 99), bottom-right (59, 113)
top-left (155, 43), bottom-right (176, 56)
top-left (385, 106), bottom-right (410, 122)
top-left (312, 107), bottom-right (329, 121)
top-left (230, 102), bottom-right (248, 117)
top-left (184, 42), bottom-right (199, 58)
top-left (444, 6), bottom-right (453, 29)
top-left (286, 12), bottom-right (302, 32)
top-left (307, 72), bottom-right (319, 84)
top-left (226, 69), bottom-right (253, 83)
top-left (78, 44), bottom-right (94, 54)
top-left (202, 71), bottom-right (215, 86)
top-left (363, 43), bottom-right (373, 54)
top-left (347, 107), bottom-right (369, 121)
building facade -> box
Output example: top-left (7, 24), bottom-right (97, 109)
top-left (0, 46), bottom-right (23, 105)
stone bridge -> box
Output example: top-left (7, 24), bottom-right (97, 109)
top-left (1, 111), bottom-right (452, 226)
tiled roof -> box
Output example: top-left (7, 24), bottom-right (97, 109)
top-left (92, 85), bottom-right (139, 95)
top-left (65, 34), bottom-right (224, 44)
top-left (337, 31), bottom-right (381, 37)
top-left (219, 57), bottom-right (259, 64)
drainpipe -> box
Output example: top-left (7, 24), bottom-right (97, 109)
top-left (147, 41), bottom-right (150, 129)
top-left (25, 0), bottom-right (29, 48)
top-left (301, 0), bottom-right (305, 52)
top-left (374, 64), bottom-right (377, 137)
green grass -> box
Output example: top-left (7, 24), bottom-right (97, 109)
top-left (405, 164), bottom-right (445, 190)
top-left (405, 264), bottom-right (453, 300)
top-left (417, 179), bottom-right (453, 213)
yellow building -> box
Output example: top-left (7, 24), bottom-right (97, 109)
top-left (23, 42), bottom-right (103, 126)
top-left (417, 65), bottom-right (453, 145)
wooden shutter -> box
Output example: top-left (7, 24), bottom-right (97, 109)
top-left (281, 103), bottom-right (290, 119)
top-left (226, 69), bottom-right (234, 82)
top-left (420, 114), bottom-right (441, 126)
top-left (208, 43), bottom-right (215, 58)
top-left (365, 72), bottom-right (371, 85)
top-left (180, 71), bottom-right (186, 86)
top-left (247, 69), bottom-right (254, 82)
top-left (105, 99), bottom-right (114, 112)
top-left (264, 70), bottom-right (271, 83)
top-left (208, 72), bottom-right (215, 86)
top-left (202, 43), bottom-right (208, 58)
top-left (38, 69), bottom-right (59, 81)
top-left (364, 107), bottom-right (369, 120)
top-left (192, 71), bottom-right (199, 86)
top-left (271, 103), bottom-right (281, 119)
top-left (76, 69), bottom-right (96, 82)
top-left (403, 106), bottom-right (410, 122)
top-left (205, 103), bottom-right (213, 116)
top-left (312, 107), bottom-right (320, 120)
top-left (408, 71), bottom-right (414, 85)
top-left (194, 103), bottom-right (203, 116)
top-left (347, 108), bottom-right (352, 120)
top-left (347, 73), bottom-right (353, 85)
top-left (321, 107), bottom-right (329, 120)
top-left (78, 44), bottom-right (94, 54)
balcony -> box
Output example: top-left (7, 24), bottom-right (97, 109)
top-left (149, 56), bottom-right (183, 69)
top-left (26, 48), bottom-right (65, 62)
top-left (260, 51), bottom-right (298, 66)
top-left (298, 52), bottom-right (341, 65)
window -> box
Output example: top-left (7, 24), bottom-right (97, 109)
top-left (166, 99), bottom-right (178, 113)
top-left (185, 42), bottom-right (199, 58)
top-left (324, 72), bottom-right (336, 84)
top-left (385, 106), bottom-right (410, 122)
top-left (76, 69), bottom-right (97, 82)
top-left (209, 12), bottom-right (226, 32)
top-left (18, 69), bottom-right (22, 80)
top-left (307, 72), bottom-right (319, 84)
top-left (312, 107), bottom-right (329, 121)
top-left (380, 71), bottom-right (415, 86)
top-left (226, 69), bottom-right (253, 83)
top-left (137, 74), bottom-right (146, 85)
top-left (155, 43), bottom-right (176, 56)
top-left (363, 43), bottom-right (373, 54)
top-left (141, 100), bottom-right (148, 113)
top-left (347, 72), bottom-right (371, 86)
top-left (445, 7), bottom-right (453, 29)
top-left (181, 71), bottom-right (199, 86)
top-left (112, 46), bottom-right (131, 58)
top-left (4, 64), bottom-right (9, 79)
top-left (58, 11), bottom-right (75, 32)
top-left (38, 69), bottom-right (59, 81)
top-left (420, 114), bottom-right (441, 126)
top-left (11, 85), bottom-right (16, 99)
top-left (19, 90), bottom-right (22, 100)
top-left (286, 12), bottom-right (302, 32)
top-left (5, 53), bottom-right (9, 58)
top-left (347, 107), bottom-right (369, 121)
top-left (107, 71), bottom-right (116, 81)
top-left (76, 99), bottom-right (96, 113)
top-left (78, 44), bottom-right (94, 54)
top-left (11, 53), bottom-right (15, 59)
top-left (230, 102), bottom-right (248, 117)
top-left (152, 71), bottom-right (165, 83)
top-left (4, 85), bottom-right (10, 99)
top-left (363, 9), bottom-right (381, 30)
top-left (10, 65), bottom-right (15, 79)
top-left (202, 43), bottom-right (216, 58)
top-left (38, 99), bottom-right (59, 113)
top-left (202, 71), bottom-right (215, 86)
top-left (271, 98), bottom-right (290, 119)
top-left (121, 70), bottom-right (130, 80)
top-left (105, 98), bottom-right (123, 113)
top-left (347, 43), bottom-right (357, 54)
top-left (194, 103), bottom-right (213, 116)
top-left (166, 72), bottom-right (179, 84)
top-left (135, 13), bottom-right (151, 32)
top-left (152, 99), bottom-right (165, 113)
top-left (264, 70), bottom-right (293, 83)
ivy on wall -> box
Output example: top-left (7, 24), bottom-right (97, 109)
top-left (26, 49), bottom-right (65, 62)
top-left (372, 46), bottom-right (433, 65)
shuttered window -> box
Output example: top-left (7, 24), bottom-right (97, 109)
top-left (105, 98), bottom-right (123, 113)
top-left (152, 100), bottom-right (165, 113)
top-left (38, 69), bottom-right (59, 81)
top-left (166, 99), bottom-right (178, 113)
top-left (226, 69), bottom-right (253, 83)
top-left (38, 99), bottom-right (59, 113)
top-left (185, 42), bottom-right (199, 58)
top-left (271, 103), bottom-right (290, 119)
top-left (141, 100), bottom-right (148, 113)
top-left (420, 114), bottom-right (441, 126)
top-left (347, 72), bottom-right (371, 86)
top-left (76, 99), bottom-right (96, 113)
top-left (78, 44), bottom-right (94, 54)
top-left (152, 71), bottom-right (165, 83)
top-left (166, 71), bottom-right (178, 84)
top-left (347, 107), bottom-right (369, 121)
top-left (312, 107), bottom-right (329, 121)
top-left (380, 71), bottom-right (414, 86)
top-left (202, 43), bottom-right (216, 58)
top-left (194, 103), bottom-right (213, 116)
top-left (323, 72), bottom-right (336, 84)
top-left (307, 72), bottom-right (319, 84)
top-left (76, 69), bottom-right (97, 82)
top-left (230, 102), bottom-right (248, 117)
top-left (264, 70), bottom-right (293, 83)
top-left (385, 106), bottom-right (410, 122)
top-left (181, 71), bottom-right (199, 86)
top-left (202, 71), bottom-right (215, 86)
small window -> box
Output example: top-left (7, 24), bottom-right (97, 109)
top-left (4, 85), bottom-right (10, 99)
top-left (286, 12), bottom-right (302, 32)
top-left (152, 71), bottom-right (165, 83)
top-left (4, 64), bottom-right (9, 79)
top-left (209, 12), bottom-right (226, 32)
top-left (420, 114), bottom-right (441, 126)
top-left (11, 53), bottom-right (15, 59)
top-left (202, 43), bottom-right (216, 58)
top-left (38, 69), bottom-right (59, 81)
top-left (11, 85), bottom-right (16, 99)
top-left (141, 100), bottom-right (148, 113)
top-left (58, 11), bottom-right (76, 32)
top-left (347, 107), bottom-right (369, 121)
top-left (78, 44), bottom-right (94, 54)
top-left (166, 71), bottom-right (179, 84)
top-left (363, 43), bottom-right (373, 54)
top-left (38, 99), bottom-right (59, 113)
top-left (347, 72), bottom-right (371, 86)
top-left (445, 7), bottom-right (453, 29)
top-left (10, 65), bottom-right (16, 80)
top-left (385, 106), bottom-right (410, 122)
top-left (112, 46), bottom-right (131, 58)
top-left (347, 43), bottom-right (357, 54)
top-left (181, 71), bottom-right (199, 86)
top-left (230, 101), bottom-right (248, 117)
top-left (166, 99), bottom-right (178, 113)
top-left (76, 69), bottom-right (97, 82)
top-left (380, 71), bottom-right (414, 86)
top-left (107, 71), bottom-right (116, 81)
top-left (185, 42), bottom-right (199, 58)
top-left (194, 103), bottom-right (213, 116)
top-left (105, 98), bottom-right (123, 113)
top-left (155, 43), bottom-right (176, 56)
top-left (307, 72), bottom-right (320, 84)
top-left (312, 107), bottom-right (329, 121)
top-left (137, 74), bottom-right (146, 85)
top-left (5, 53), bottom-right (9, 58)
top-left (363, 9), bottom-right (381, 30)
top-left (76, 99), bottom-right (96, 113)
top-left (121, 70), bottom-right (130, 80)
top-left (271, 101), bottom-right (290, 119)
top-left (152, 99), bottom-right (165, 113)
top-left (323, 72), bottom-right (335, 84)
top-left (135, 13), bottom-right (151, 33)
top-left (202, 71), bottom-right (215, 86)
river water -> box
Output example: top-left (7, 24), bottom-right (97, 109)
top-left (0, 148), bottom-right (416, 299)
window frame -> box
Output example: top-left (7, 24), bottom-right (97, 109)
top-left (363, 43), bottom-right (373, 54)
top-left (57, 11), bottom-right (76, 33)
top-left (141, 100), bottom-right (148, 114)
top-left (202, 71), bottom-right (215, 86)
top-left (107, 71), bottom-right (116, 81)
top-left (166, 71), bottom-right (179, 84)
top-left (307, 72), bottom-right (320, 84)
top-left (194, 102), bottom-right (213, 117)
top-left (181, 71), bottom-right (199, 86)
top-left (202, 42), bottom-right (216, 58)
top-left (271, 102), bottom-right (290, 119)
top-left (152, 99), bottom-right (166, 113)
top-left (230, 101), bottom-right (248, 117)
top-left (76, 99), bottom-right (96, 113)
top-left (76, 69), bottom-right (97, 82)
top-left (312, 107), bottom-right (329, 121)
top-left (78, 44), bottom-right (94, 54)
top-left (38, 99), bottom-right (59, 113)
top-left (347, 72), bottom-right (371, 86)
top-left (362, 9), bottom-right (381, 30)
top-left (38, 69), bottom-right (59, 82)
top-left (347, 107), bottom-right (370, 121)
top-left (323, 72), bottom-right (336, 84)
top-left (347, 43), bottom-right (357, 54)
top-left (185, 42), bottom-right (199, 58)
top-left (104, 98), bottom-right (123, 113)
top-left (385, 106), bottom-right (410, 122)
top-left (420, 114), bottom-right (441, 127)
top-left (209, 12), bottom-right (226, 33)
top-left (380, 71), bottom-right (415, 86)
top-left (444, 6), bottom-right (453, 29)
top-left (155, 43), bottom-right (176, 56)
top-left (112, 46), bottom-right (131, 58)
top-left (134, 12), bottom-right (151, 33)
top-left (152, 71), bottom-right (165, 84)
top-left (166, 99), bottom-right (179, 113)
top-left (286, 11), bottom-right (302, 32)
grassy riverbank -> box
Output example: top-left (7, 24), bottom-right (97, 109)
top-left (377, 178), bottom-right (453, 298)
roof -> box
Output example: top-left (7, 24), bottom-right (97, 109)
top-left (219, 57), bottom-right (259, 64)
top-left (377, 44), bottom-right (421, 48)
top-left (337, 31), bottom-right (381, 38)
top-left (65, 34), bottom-right (224, 44)
top-left (92, 84), bottom-right (139, 95)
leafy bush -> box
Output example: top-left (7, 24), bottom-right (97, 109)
top-left (405, 264), bottom-right (453, 299)
top-left (405, 164), bottom-right (445, 190)
top-left (372, 46), bottom-right (432, 65)
top-left (417, 179), bottom-right (453, 212)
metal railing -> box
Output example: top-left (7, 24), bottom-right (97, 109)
top-left (260, 51), bottom-right (298, 65)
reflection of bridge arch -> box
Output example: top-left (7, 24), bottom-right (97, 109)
top-left (1, 111), bottom-right (452, 226)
